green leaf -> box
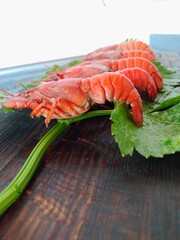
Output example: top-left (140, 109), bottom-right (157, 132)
top-left (151, 95), bottom-right (180, 112)
top-left (111, 102), bottom-right (180, 158)
top-left (41, 65), bottom-right (64, 80)
top-left (18, 82), bottom-right (29, 90)
top-left (18, 81), bottom-right (40, 90)
top-left (151, 77), bottom-right (180, 111)
top-left (1, 106), bottom-right (14, 113)
top-left (40, 60), bottom-right (80, 80)
top-left (68, 60), bottom-right (81, 67)
top-left (111, 103), bottom-right (136, 156)
top-left (153, 61), bottom-right (175, 78)
top-left (124, 38), bottom-right (136, 42)
top-left (111, 67), bottom-right (180, 158)
top-left (51, 64), bottom-right (63, 71)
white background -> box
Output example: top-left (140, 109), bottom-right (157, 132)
top-left (0, 0), bottom-right (179, 69)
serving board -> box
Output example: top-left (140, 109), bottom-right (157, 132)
top-left (0, 51), bottom-right (179, 240)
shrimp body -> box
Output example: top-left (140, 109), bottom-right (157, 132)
top-left (82, 50), bottom-right (124, 61)
top-left (122, 50), bottom-right (155, 62)
top-left (83, 49), bottom-right (155, 62)
top-left (86, 40), bottom-right (156, 60)
top-left (1, 72), bottom-right (143, 127)
top-left (44, 64), bottom-right (110, 82)
top-left (42, 63), bottom-right (158, 101)
top-left (111, 57), bottom-right (162, 90)
top-left (117, 40), bottom-right (156, 59)
top-left (81, 72), bottom-right (143, 127)
top-left (81, 57), bottom-right (163, 90)
top-left (118, 67), bottom-right (157, 100)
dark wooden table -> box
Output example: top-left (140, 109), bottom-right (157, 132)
top-left (0, 52), bottom-right (179, 240)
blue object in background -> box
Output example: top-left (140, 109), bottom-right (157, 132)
top-left (150, 34), bottom-right (180, 52)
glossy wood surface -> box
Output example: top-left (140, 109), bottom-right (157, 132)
top-left (0, 52), bottom-right (179, 240)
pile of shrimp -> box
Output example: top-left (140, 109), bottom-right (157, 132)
top-left (0, 39), bottom-right (163, 127)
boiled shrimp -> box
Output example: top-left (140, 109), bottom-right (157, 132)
top-left (44, 63), bottom-right (110, 82)
top-left (81, 57), bottom-right (163, 90)
top-left (85, 40), bottom-right (156, 61)
top-left (0, 72), bottom-right (143, 127)
top-left (83, 49), bottom-right (155, 62)
top-left (118, 67), bottom-right (157, 100)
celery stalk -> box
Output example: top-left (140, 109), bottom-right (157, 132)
top-left (0, 110), bottom-right (112, 215)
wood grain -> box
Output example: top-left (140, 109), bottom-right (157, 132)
top-left (0, 52), bottom-right (180, 240)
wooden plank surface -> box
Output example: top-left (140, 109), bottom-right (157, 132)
top-left (0, 52), bottom-right (180, 240)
